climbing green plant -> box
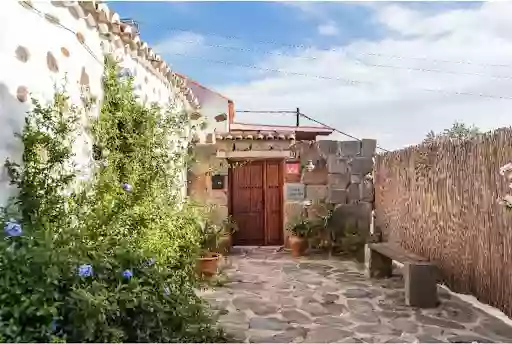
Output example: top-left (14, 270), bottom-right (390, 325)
top-left (0, 56), bottom-right (229, 343)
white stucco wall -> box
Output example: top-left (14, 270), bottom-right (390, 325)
top-left (0, 2), bottom-right (191, 206)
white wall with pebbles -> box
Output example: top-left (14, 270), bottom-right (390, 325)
top-left (0, 2), bottom-right (192, 206)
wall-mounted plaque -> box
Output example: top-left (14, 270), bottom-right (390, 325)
top-left (285, 183), bottom-right (305, 201)
top-left (286, 161), bottom-right (300, 174)
top-left (211, 175), bottom-right (225, 190)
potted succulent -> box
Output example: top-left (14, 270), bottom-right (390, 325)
top-left (196, 220), bottom-right (222, 277)
top-left (216, 215), bottom-right (238, 255)
top-left (287, 216), bottom-right (313, 258)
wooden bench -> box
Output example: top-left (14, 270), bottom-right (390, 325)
top-left (367, 242), bottom-right (439, 308)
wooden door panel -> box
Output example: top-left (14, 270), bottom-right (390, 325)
top-left (231, 161), bottom-right (265, 246)
top-left (265, 161), bottom-right (283, 245)
top-left (230, 160), bottom-right (283, 246)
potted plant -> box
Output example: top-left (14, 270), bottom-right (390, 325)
top-left (216, 215), bottom-right (238, 255)
top-left (196, 220), bottom-right (222, 278)
top-left (287, 216), bottom-right (313, 258)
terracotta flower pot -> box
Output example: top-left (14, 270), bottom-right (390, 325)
top-left (216, 234), bottom-right (232, 255)
top-left (289, 235), bottom-right (307, 258)
top-left (196, 252), bottom-right (221, 277)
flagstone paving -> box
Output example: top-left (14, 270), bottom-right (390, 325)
top-left (199, 248), bottom-right (512, 343)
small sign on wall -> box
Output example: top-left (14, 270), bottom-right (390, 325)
top-left (286, 162), bottom-right (301, 175)
top-left (211, 175), bottom-right (225, 190)
top-left (285, 183), bottom-right (305, 201)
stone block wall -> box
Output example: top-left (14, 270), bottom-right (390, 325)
top-left (285, 139), bottom-right (376, 253)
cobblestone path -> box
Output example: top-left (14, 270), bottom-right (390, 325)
top-left (199, 248), bottom-right (512, 343)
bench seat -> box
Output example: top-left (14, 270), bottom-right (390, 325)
top-left (367, 242), bottom-right (439, 308)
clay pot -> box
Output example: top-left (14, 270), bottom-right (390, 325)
top-left (289, 235), bottom-right (307, 258)
top-left (216, 234), bottom-right (232, 255)
top-left (196, 252), bottom-right (221, 277)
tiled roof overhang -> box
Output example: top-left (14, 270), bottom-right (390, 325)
top-left (35, 1), bottom-right (200, 110)
top-left (215, 131), bottom-right (296, 141)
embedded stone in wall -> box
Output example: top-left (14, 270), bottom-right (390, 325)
top-left (328, 188), bottom-right (347, 204)
top-left (328, 173), bottom-right (350, 189)
top-left (347, 183), bottom-right (361, 203)
top-left (80, 67), bottom-right (90, 87)
top-left (350, 174), bottom-right (362, 184)
top-left (361, 139), bottom-right (377, 158)
top-left (15, 46), bottom-right (30, 63)
top-left (349, 157), bottom-right (373, 175)
top-left (46, 51), bottom-right (59, 73)
top-left (16, 86), bottom-right (28, 103)
top-left (306, 185), bottom-right (328, 202)
top-left (340, 141), bottom-right (361, 157)
top-left (302, 168), bottom-right (328, 185)
top-left (317, 140), bottom-right (340, 155)
top-left (327, 156), bottom-right (348, 174)
top-left (76, 32), bottom-right (85, 44)
top-left (60, 47), bottom-right (70, 57)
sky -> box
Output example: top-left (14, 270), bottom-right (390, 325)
top-left (108, 1), bottom-right (512, 151)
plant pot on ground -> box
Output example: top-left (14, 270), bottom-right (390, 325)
top-left (287, 217), bottom-right (313, 258)
top-left (196, 221), bottom-right (222, 278)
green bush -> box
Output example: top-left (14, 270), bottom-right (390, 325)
top-left (0, 57), bottom-right (228, 342)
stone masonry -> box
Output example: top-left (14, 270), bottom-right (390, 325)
top-left (285, 139), bottom-right (376, 253)
top-left (201, 248), bottom-right (512, 343)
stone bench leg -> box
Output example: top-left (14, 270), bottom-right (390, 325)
top-left (367, 248), bottom-right (392, 278)
top-left (404, 262), bottom-right (438, 308)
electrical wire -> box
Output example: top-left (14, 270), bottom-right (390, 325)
top-left (25, 3), bottom-right (512, 101)
top-left (154, 38), bottom-right (512, 80)
top-left (169, 52), bottom-right (512, 101)
top-left (161, 26), bottom-right (512, 69)
top-left (236, 109), bottom-right (391, 152)
top-left (23, 2), bottom-right (103, 64)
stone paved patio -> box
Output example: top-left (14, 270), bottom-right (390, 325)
top-left (199, 248), bottom-right (512, 343)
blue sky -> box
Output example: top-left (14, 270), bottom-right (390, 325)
top-left (108, 2), bottom-right (478, 88)
top-left (107, 2), bottom-right (512, 150)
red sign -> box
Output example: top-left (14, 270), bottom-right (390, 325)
top-left (286, 162), bottom-right (300, 174)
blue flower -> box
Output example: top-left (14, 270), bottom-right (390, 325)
top-left (163, 286), bottom-right (171, 296)
top-left (4, 221), bottom-right (22, 237)
top-left (122, 269), bottom-right (133, 279)
top-left (78, 264), bottom-right (93, 277)
top-left (121, 183), bottom-right (132, 192)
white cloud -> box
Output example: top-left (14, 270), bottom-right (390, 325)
top-left (217, 3), bottom-right (512, 151)
top-left (317, 22), bottom-right (339, 36)
top-left (153, 32), bottom-right (205, 56)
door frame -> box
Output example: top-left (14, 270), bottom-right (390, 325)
top-left (228, 158), bottom-right (285, 246)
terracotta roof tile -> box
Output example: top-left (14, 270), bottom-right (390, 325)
top-left (215, 131), bottom-right (296, 141)
top-left (47, 1), bottom-right (201, 110)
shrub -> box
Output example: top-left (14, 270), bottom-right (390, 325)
top-left (0, 57), bottom-right (228, 342)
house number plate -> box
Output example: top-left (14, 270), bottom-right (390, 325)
top-left (285, 183), bottom-right (305, 201)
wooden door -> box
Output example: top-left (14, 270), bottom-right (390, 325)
top-left (265, 161), bottom-right (283, 245)
top-left (231, 161), bottom-right (265, 245)
top-left (230, 160), bottom-right (283, 246)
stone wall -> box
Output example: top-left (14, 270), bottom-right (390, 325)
top-left (0, 2), bottom-right (204, 205)
top-left (189, 137), bottom-right (376, 250)
top-left (189, 138), bottom-right (292, 226)
top-left (285, 139), bottom-right (376, 255)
